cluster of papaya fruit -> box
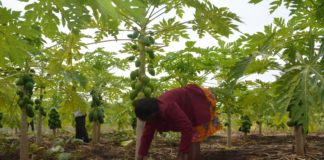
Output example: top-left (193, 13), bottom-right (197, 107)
top-left (238, 116), bottom-right (252, 133)
top-left (16, 74), bottom-right (35, 118)
top-left (89, 90), bottom-right (105, 124)
top-left (127, 27), bottom-right (156, 100)
top-left (48, 108), bottom-right (61, 130)
top-left (34, 98), bottom-right (46, 116)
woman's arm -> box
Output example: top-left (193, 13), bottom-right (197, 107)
top-left (138, 123), bottom-right (156, 157)
top-left (165, 103), bottom-right (194, 155)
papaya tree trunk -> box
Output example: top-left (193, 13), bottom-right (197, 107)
top-left (14, 128), bottom-right (18, 135)
top-left (258, 123), bottom-right (262, 135)
top-left (36, 88), bottom-right (43, 144)
top-left (98, 124), bottom-right (101, 141)
top-left (135, 119), bottom-right (145, 158)
top-left (36, 112), bottom-right (42, 144)
top-left (92, 122), bottom-right (99, 144)
top-left (294, 125), bottom-right (305, 156)
top-left (135, 27), bottom-right (147, 159)
top-left (226, 112), bottom-right (232, 148)
top-left (20, 108), bottom-right (29, 160)
top-left (53, 129), bottom-right (56, 136)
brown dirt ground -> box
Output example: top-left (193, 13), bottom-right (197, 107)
top-left (0, 132), bottom-right (323, 160)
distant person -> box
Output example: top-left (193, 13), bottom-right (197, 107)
top-left (133, 84), bottom-right (221, 160)
top-left (74, 110), bottom-right (89, 143)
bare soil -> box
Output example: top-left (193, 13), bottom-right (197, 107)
top-left (0, 132), bottom-right (323, 160)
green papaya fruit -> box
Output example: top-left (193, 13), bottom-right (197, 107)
top-left (135, 59), bottom-right (141, 67)
top-left (26, 105), bottom-right (35, 117)
top-left (22, 74), bottom-right (33, 84)
top-left (131, 44), bottom-right (139, 50)
top-left (93, 110), bottom-right (98, 122)
top-left (141, 76), bottom-right (150, 84)
top-left (127, 34), bottom-right (135, 39)
top-left (130, 90), bottom-right (139, 100)
top-left (25, 82), bottom-right (34, 90)
top-left (135, 81), bottom-right (142, 91)
top-left (22, 96), bottom-right (30, 104)
top-left (128, 56), bottom-right (136, 61)
top-left (133, 30), bottom-right (139, 39)
top-left (137, 92), bottom-right (145, 99)
top-left (131, 81), bottom-right (137, 89)
top-left (147, 83), bottom-right (154, 92)
top-left (141, 36), bottom-right (152, 46)
top-left (148, 36), bottom-right (155, 44)
top-left (16, 91), bottom-right (24, 97)
top-left (35, 99), bottom-right (40, 104)
top-left (97, 110), bottom-right (104, 120)
top-left (16, 78), bottom-right (24, 86)
top-left (130, 70), bottom-right (138, 80)
top-left (143, 87), bottom-right (152, 97)
top-left (147, 50), bottom-right (155, 59)
top-left (148, 68), bottom-right (155, 76)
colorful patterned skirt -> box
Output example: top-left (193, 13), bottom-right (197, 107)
top-left (192, 87), bottom-right (221, 142)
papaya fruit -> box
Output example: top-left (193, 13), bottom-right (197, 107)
top-left (141, 76), bottom-right (150, 84)
top-left (131, 81), bottom-right (137, 89)
top-left (135, 59), bottom-right (141, 67)
top-left (141, 36), bottom-right (152, 46)
top-left (16, 91), bottom-right (24, 97)
top-left (147, 50), bottom-right (155, 59)
top-left (131, 44), bottom-right (139, 50)
top-left (143, 87), bottom-right (152, 97)
top-left (35, 99), bottom-right (40, 104)
top-left (148, 36), bottom-right (155, 44)
top-left (137, 92), bottom-right (145, 99)
top-left (16, 78), bottom-right (24, 86)
top-left (148, 67), bottom-right (155, 76)
top-left (26, 105), bottom-right (35, 117)
top-left (130, 90), bottom-right (139, 100)
top-left (25, 82), bottom-right (34, 90)
top-left (93, 110), bottom-right (98, 122)
top-left (127, 34), bottom-right (135, 39)
top-left (97, 109), bottom-right (104, 120)
top-left (128, 56), bottom-right (136, 61)
top-left (132, 27), bottom-right (139, 38)
top-left (130, 70), bottom-right (138, 80)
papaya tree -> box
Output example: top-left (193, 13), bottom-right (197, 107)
top-left (233, 0), bottom-right (324, 156)
top-left (89, 89), bottom-right (105, 144)
top-left (238, 115), bottom-right (252, 137)
top-left (116, 1), bottom-right (241, 157)
top-left (239, 80), bottom-right (276, 135)
top-left (48, 107), bottom-right (61, 136)
top-left (159, 41), bottom-right (218, 87)
top-left (16, 70), bottom-right (36, 160)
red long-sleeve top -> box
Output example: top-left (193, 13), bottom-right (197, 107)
top-left (138, 84), bottom-right (211, 156)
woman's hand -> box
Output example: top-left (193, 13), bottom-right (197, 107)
top-left (177, 153), bottom-right (189, 160)
top-left (137, 155), bottom-right (144, 160)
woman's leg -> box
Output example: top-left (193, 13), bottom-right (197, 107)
top-left (191, 142), bottom-right (200, 160)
